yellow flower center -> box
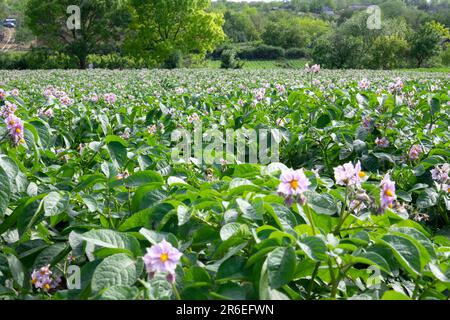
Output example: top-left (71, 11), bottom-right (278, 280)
top-left (359, 172), bottom-right (366, 178)
top-left (15, 128), bottom-right (21, 133)
top-left (385, 189), bottom-right (394, 197)
top-left (290, 179), bottom-right (299, 190)
top-left (447, 187), bottom-right (450, 193)
top-left (160, 253), bottom-right (169, 262)
top-left (44, 284), bottom-right (50, 290)
top-left (32, 279), bottom-right (37, 284)
top-left (9, 120), bottom-right (15, 125)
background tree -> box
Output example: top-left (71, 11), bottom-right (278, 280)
top-left (126, 0), bottom-right (225, 66)
top-left (410, 21), bottom-right (444, 67)
top-left (25, 0), bottom-right (130, 69)
top-left (262, 12), bottom-right (330, 50)
top-left (223, 10), bottom-right (260, 43)
top-left (0, 0), bottom-right (6, 19)
top-left (369, 35), bottom-right (410, 69)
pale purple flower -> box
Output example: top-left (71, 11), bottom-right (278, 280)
top-left (275, 83), bottom-right (286, 94)
top-left (277, 169), bottom-right (311, 196)
top-left (38, 108), bottom-right (54, 118)
top-left (143, 240), bottom-right (182, 275)
top-left (104, 93), bottom-right (117, 104)
top-left (375, 137), bottom-right (390, 148)
top-left (5, 114), bottom-right (24, 146)
top-left (358, 79), bottom-right (370, 90)
top-left (0, 101), bottom-right (17, 117)
top-left (147, 124), bottom-right (157, 134)
top-left (431, 164), bottom-right (449, 184)
top-left (253, 88), bottom-right (266, 101)
top-left (10, 88), bottom-right (19, 97)
top-left (361, 116), bottom-right (373, 130)
top-left (117, 170), bottom-right (130, 180)
top-left (187, 113), bottom-right (200, 123)
top-left (409, 144), bottom-right (423, 161)
top-left (59, 95), bottom-right (74, 106)
top-left (276, 118), bottom-right (286, 127)
top-left (334, 161), bottom-right (368, 187)
top-left (305, 64), bottom-right (320, 74)
top-left (380, 174), bottom-right (396, 212)
top-left (0, 89), bottom-right (6, 100)
top-left (31, 265), bottom-right (60, 291)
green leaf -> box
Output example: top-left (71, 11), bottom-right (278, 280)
top-left (0, 166), bottom-right (11, 218)
top-left (107, 141), bottom-right (128, 168)
top-left (80, 229), bottom-right (141, 257)
top-left (124, 170), bottom-right (164, 187)
top-left (220, 223), bottom-right (249, 241)
top-left (7, 254), bottom-right (27, 288)
top-left (379, 235), bottom-right (422, 277)
top-left (33, 243), bottom-right (68, 269)
top-left (99, 286), bottom-right (139, 300)
top-left (416, 188), bottom-right (438, 209)
top-left (267, 247), bottom-right (296, 289)
top-left (381, 290), bottom-right (411, 300)
top-left (298, 236), bottom-right (327, 261)
top-left (305, 191), bottom-right (338, 215)
top-left (177, 205), bottom-right (191, 226)
top-left (91, 254), bottom-right (138, 292)
top-left (43, 192), bottom-right (69, 217)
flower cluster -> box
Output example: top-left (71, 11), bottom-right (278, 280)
top-left (305, 64), bottom-right (321, 74)
top-left (431, 164), bottom-right (450, 193)
top-left (31, 265), bottom-right (61, 291)
top-left (104, 93), bottom-right (117, 104)
top-left (409, 144), bottom-right (423, 160)
top-left (380, 174), bottom-right (397, 212)
top-left (5, 114), bottom-right (25, 147)
top-left (334, 161), bottom-right (368, 187)
top-left (278, 169), bottom-right (311, 205)
top-left (0, 101), bottom-right (17, 117)
top-left (358, 78), bottom-right (371, 90)
top-left (375, 137), bottom-right (390, 148)
top-left (143, 240), bottom-right (182, 284)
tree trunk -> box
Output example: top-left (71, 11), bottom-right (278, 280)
top-left (79, 56), bottom-right (87, 69)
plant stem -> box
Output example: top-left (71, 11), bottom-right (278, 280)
top-left (303, 204), bottom-right (317, 235)
top-left (172, 284), bottom-right (181, 300)
top-left (307, 262), bottom-right (321, 299)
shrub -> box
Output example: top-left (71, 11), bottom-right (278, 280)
top-left (238, 44), bottom-right (285, 60)
top-left (285, 48), bottom-right (306, 59)
top-left (163, 50), bottom-right (184, 69)
top-left (220, 49), bottom-right (243, 69)
top-left (440, 45), bottom-right (450, 66)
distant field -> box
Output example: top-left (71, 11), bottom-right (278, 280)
top-left (205, 59), bottom-right (450, 72)
top-left (205, 59), bottom-right (309, 69)
top-left (400, 67), bottom-right (450, 73)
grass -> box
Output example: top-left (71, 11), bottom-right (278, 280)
top-left (205, 59), bottom-right (309, 69)
top-left (399, 67), bottom-right (450, 73)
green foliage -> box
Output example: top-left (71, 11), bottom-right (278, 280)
top-left (25, 0), bottom-right (130, 68)
top-left (369, 35), bottom-right (410, 69)
top-left (410, 21), bottom-right (444, 67)
top-left (261, 13), bottom-right (330, 50)
top-left (126, 0), bottom-right (225, 66)
top-left (220, 49), bottom-right (243, 69)
top-left (0, 69), bottom-right (449, 300)
top-left (238, 44), bottom-right (285, 60)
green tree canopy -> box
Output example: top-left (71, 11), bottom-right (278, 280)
top-left (126, 0), bottom-right (225, 66)
top-left (25, 0), bottom-right (130, 69)
top-left (262, 12), bottom-right (330, 50)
